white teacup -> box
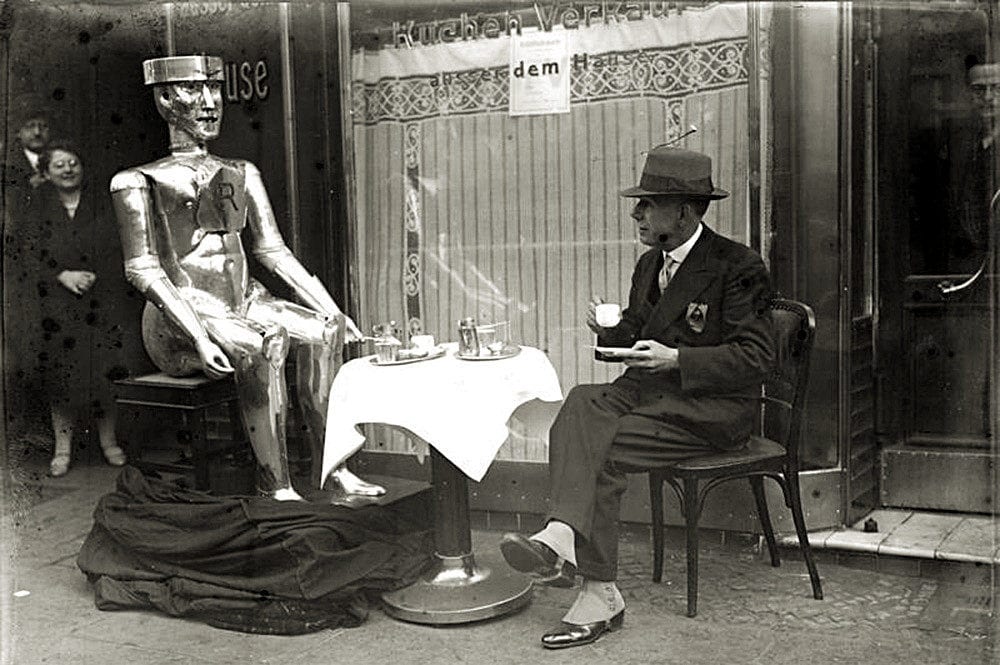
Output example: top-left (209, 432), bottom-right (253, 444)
top-left (595, 303), bottom-right (622, 327)
top-left (410, 334), bottom-right (436, 351)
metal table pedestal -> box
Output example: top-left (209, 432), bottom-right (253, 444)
top-left (382, 449), bottom-right (532, 624)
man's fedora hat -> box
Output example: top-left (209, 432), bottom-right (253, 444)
top-left (11, 92), bottom-right (51, 127)
top-left (619, 146), bottom-right (729, 200)
top-left (143, 55), bottom-right (224, 86)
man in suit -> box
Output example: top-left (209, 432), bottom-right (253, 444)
top-left (4, 95), bottom-right (52, 212)
top-left (2, 95), bottom-right (52, 430)
top-left (499, 146), bottom-right (775, 649)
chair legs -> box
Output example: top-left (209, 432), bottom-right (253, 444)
top-left (683, 476), bottom-right (699, 618)
top-left (750, 476), bottom-right (780, 567)
top-left (648, 470), bottom-right (822, 617)
top-left (648, 471), bottom-right (699, 617)
top-left (649, 471), bottom-right (665, 583)
top-left (786, 470), bottom-right (824, 600)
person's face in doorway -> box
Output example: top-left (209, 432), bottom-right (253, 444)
top-left (971, 83), bottom-right (1000, 121)
top-left (44, 149), bottom-right (83, 192)
top-left (157, 80), bottom-right (224, 144)
top-left (630, 196), bottom-right (697, 251)
top-left (17, 117), bottom-right (50, 153)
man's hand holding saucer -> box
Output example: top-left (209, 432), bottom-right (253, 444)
top-left (593, 340), bottom-right (679, 372)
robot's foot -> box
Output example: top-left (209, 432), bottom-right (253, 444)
top-left (270, 486), bottom-right (306, 502)
top-left (329, 466), bottom-right (386, 497)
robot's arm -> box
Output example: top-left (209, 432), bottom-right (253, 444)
top-left (109, 170), bottom-right (213, 345)
top-left (243, 163), bottom-right (362, 337)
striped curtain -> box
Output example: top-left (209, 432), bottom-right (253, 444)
top-left (351, 4), bottom-right (750, 462)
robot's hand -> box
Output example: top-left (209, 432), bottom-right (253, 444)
top-left (195, 338), bottom-right (235, 378)
top-left (343, 315), bottom-right (363, 342)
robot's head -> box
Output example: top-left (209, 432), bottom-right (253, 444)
top-left (144, 56), bottom-right (225, 145)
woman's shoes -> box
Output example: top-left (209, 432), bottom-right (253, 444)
top-left (50, 446), bottom-right (125, 475)
top-left (49, 455), bottom-right (70, 477)
top-left (102, 445), bottom-right (127, 467)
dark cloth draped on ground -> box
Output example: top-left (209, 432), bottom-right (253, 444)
top-left (77, 467), bottom-right (434, 634)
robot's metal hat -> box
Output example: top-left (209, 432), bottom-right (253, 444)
top-left (142, 55), bottom-right (224, 86)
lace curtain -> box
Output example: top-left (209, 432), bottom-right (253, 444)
top-left (350, 3), bottom-right (753, 461)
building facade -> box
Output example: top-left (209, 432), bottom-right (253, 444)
top-left (2, 0), bottom-right (996, 531)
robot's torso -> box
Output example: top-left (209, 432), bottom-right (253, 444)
top-left (112, 153), bottom-right (285, 315)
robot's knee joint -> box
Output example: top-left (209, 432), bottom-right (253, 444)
top-left (262, 326), bottom-right (291, 364)
top-left (321, 317), bottom-right (342, 345)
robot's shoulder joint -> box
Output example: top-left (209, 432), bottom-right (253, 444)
top-left (240, 160), bottom-right (261, 178)
top-left (109, 169), bottom-right (149, 192)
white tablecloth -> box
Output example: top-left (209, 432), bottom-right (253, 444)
top-left (321, 343), bottom-right (563, 482)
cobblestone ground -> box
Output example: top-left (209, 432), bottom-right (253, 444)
top-left (5, 427), bottom-right (71, 517)
top-left (3, 440), bottom-right (996, 665)
top-left (527, 528), bottom-right (996, 665)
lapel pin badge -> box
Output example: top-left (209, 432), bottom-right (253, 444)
top-left (686, 302), bottom-right (708, 334)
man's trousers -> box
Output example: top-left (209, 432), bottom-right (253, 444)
top-left (546, 378), bottom-right (724, 581)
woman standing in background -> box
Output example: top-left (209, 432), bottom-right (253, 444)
top-left (30, 141), bottom-right (131, 476)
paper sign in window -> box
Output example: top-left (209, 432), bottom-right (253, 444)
top-left (509, 30), bottom-right (570, 116)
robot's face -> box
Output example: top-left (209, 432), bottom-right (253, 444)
top-left (156, 80), bottom-right (224, 143)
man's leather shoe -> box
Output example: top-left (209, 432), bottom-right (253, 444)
top-left (541, 610), bottom-right (625, 649)
top-left (500, 533), bottom-right (577, 588)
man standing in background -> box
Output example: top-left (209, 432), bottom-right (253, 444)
top-left (3, 93), bottom-right (54, 435)
top-left (4, 93), bottom-right (52, 212)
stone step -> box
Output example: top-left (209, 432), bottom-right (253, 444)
top-left (778, 508), bottom-right (997, 585)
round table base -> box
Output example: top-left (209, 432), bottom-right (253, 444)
top-left (382, 550), bottom-right (533, 625)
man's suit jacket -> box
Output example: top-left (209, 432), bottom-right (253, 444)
top-left (2, 144), bottom-right (42, 386)
top-left (3, 142), bottom-right (41, 218)
top-left (597, 225), bottom-right (775, 448)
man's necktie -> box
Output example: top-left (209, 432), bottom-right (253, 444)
top-left (659, 257), bottom-right (677, 293)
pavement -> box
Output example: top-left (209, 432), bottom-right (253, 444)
top-left (2, 441), bottom-right (997, 665)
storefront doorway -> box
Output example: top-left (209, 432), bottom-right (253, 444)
top-left (872, 4), bottom-right (994, 513)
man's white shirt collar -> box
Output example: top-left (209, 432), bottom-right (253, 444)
top-left (23, 148), bottom-right (39, 170)
top-left (663, 223), bottom-right (703, 269)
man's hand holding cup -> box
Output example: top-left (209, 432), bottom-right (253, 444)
top-left (587, 297), bottom-right (622, 333)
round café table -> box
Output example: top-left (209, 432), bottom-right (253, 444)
top-left (321, 343), bottom-right (563, 624)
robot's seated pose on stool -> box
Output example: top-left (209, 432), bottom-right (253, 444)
top-left (110, 55), bottom-right (383, 501)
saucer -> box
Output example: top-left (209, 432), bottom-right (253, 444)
top-left (370, 346), bottom-right (447, 366)
top-left (455, 344), bottom-right (522, 361)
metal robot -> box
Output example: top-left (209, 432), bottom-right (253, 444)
top-left (110, 55), bottom-right (384, 501)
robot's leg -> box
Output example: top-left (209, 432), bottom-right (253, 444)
top-left (295, 315), bottom-right (340, 487)
top-left (247, 292), bottom-right (386, 497)
top-left (296, 315), bottom-right (385, 497)
top-left (204, 317), bottom-right (302, 501)
top-left (249, 326), bottom-right (302, 500)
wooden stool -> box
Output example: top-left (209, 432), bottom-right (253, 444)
top-left (113, 372), bottom-right (252, 493)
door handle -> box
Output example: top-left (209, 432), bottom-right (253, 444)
top-left (938, 187), bottom-right (1000, 296)
top-left (937, 260), bottom-right (987, 295)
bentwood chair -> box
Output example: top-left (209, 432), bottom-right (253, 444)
top-left (648, 298), bottom-right (823, 617)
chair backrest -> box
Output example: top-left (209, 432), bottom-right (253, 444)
top-left (761, 299), bottom-right (816, 469)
